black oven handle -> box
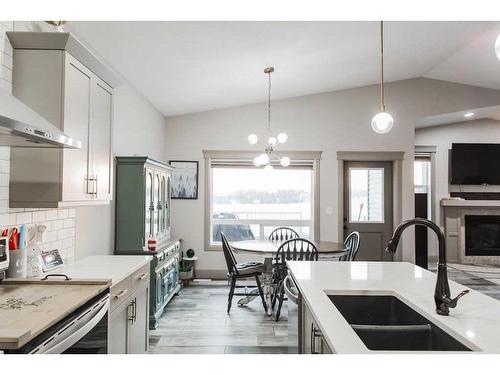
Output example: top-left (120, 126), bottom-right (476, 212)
top-left (31, 294), bottom-right (109, 354)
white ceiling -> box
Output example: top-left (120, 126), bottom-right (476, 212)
top-left (64, 21), bottom-right (500, 117)
top-left (416, 104), bottom-right (500, 128)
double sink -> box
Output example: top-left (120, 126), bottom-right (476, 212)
top-left (328, 294), bottom-right (473, 352)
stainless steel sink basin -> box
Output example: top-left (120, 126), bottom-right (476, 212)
top-left (328, 295), bottom-right (472, 351)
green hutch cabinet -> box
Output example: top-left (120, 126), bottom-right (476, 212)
top-left (114, 156), bottom-right (181, 329)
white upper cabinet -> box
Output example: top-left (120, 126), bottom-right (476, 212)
top-left (8, 32), bottom-right (117, 207)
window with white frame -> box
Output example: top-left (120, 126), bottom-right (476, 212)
top-left (206, 155), bottom-right (317, 246)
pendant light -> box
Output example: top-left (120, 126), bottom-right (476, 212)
top-left (248, 67), bottom-right (290, 168)
top-left (371, 21), bottom-right (394, 134)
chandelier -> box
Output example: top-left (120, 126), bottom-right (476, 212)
top-left (247, 67), bottom-right (290, 170)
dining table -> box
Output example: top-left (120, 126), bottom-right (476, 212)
top-left (231, 239), bottom-right (348, 315)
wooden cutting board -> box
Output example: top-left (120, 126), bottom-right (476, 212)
top-left (0, 279), bottom-right (110, 350)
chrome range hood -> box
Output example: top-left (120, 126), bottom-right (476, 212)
top-left (0, 89), bottom-right (81, 148)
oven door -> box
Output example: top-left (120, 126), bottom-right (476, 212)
top-left (31, 293), bottom-right (109, 354)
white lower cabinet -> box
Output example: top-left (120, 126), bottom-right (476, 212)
top-left (109, 265), bottom-right (150, 354)
top-left (300, 297), bottom-right (333, 354)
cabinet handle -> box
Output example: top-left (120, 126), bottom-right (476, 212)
top-left (137, 272), bottom-right (148, 280)
top-left (114, 289), bottom-right (128, 299)
top-left (133, 298), bottom-right (137, 323)
top-left (128, 298), bottom-right (136, 323)
top-left (311, 323), bottom-right (322, 354)
top-left (94, 175), bottom-right (98, 197)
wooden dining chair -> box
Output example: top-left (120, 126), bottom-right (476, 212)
top-left (339, 231), bottom-right (361, 261)
top-left (272, 238), bottom-right (318, 321)
top-left (268, 227), bottom-right (299, 243)
top-left (220, 232), bottom-right (268, 314)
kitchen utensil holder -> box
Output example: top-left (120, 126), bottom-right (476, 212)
top-left (8, 247), bottom-right (27, 278)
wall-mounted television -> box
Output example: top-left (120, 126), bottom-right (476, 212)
top-left (450, 143), bottom-right (500, 185)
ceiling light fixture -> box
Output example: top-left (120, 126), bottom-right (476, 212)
top-left (248, 67), bottom-right (291, 169)
top-left (372, 21), bottom-right (394, 134)
top-left (464, 112), bottom-right (475, 118)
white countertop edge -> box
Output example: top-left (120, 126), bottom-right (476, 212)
top-left (42, 255), bottom-right (153, 286)
top-left (289, 261), bottom-right (500, 354)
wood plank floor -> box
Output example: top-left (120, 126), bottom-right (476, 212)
top-left (148, 280), bottom-right (298, 354)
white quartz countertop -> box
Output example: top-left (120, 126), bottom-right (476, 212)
top-left (41, 255), bottom-right (152, 287)
top-left (287, 261), bottom-right (500, 354)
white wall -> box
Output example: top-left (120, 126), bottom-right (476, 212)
top-left (75, 84), bottom-right (167, 258)
top-left (165, 78), bottom-right (500, 272)
top-left (0, 21), bottom-right (167, 260)
top-left (415, 119), bottom-right (500, 257)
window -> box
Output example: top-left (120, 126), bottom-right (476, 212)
top-left (414, 158), bottom-right (432, 219)
top-left (349, 168), bottom-right (384, 223)
top-left (204, 151), bottom-right (320, 248)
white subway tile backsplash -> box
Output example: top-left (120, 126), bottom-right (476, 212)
top-left (63, 218), bottom-right (74, 228)
top-left (57, 228), bottom-right (70, 240)
top-left (1, 51), bottom-right (13, 70)
top-left (57, 209), bottom-right (69, 219)
top-left (0, 65), bottom-right (12, 83)
top-left (0, 187), bottom-right (8, 200)
top-left (0, 213), bottom-right (16, 226)
top-left (0, 173), bottom-right (9, 187)
top-left (45, 210), bottom-right (59, 221)
top-left (0, 160), bottom-right (9, 173)
top-left (51, 220), bottom-right (64, 230)
top-left (0, 147), bottom-right (10, 160)
top-left (44, 230), bottom-right (57, 242)
top-left (16, 211), bottom-right (32, 224)
top-left (32, 210), bottom-right (46, 222)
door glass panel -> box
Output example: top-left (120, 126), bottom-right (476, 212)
top-left (146, 171), bottom-right (153, 237)
top-left (349, 168), bottom-right (384, 223)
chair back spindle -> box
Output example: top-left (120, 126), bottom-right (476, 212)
top-left (340, 231), bottom-right (361, 261)
top-left (268, 227), bottom-right (300, 243)
top-left (221, 232), bottom-right (239, 275)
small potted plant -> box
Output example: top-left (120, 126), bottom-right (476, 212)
top-left (179, 264), bottom-right (193, 280)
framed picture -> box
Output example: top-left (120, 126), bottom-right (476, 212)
top-left (169, 160), bottom-right (199, 199)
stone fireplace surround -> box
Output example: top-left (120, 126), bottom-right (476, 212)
top-left (442, 199), bottom-right (500, 266)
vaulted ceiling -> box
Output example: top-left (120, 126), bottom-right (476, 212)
top-left (65, 21), bottom-right (500, 117)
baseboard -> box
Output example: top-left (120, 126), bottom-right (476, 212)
top-left (195, 269), bottom-right (228, 280)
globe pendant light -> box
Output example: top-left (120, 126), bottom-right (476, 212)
top-left (371, 21), bottom-right (394, 134)
top-left (247, 67), bottom-right (291, 169)
top-left (495, 33), bottom-right (500, 61)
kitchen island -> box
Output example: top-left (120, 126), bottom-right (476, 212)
top-left (288, 261), bottom-right (500, 354)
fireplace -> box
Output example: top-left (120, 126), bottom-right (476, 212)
top-left (465, 215), bottom-right (500, 256)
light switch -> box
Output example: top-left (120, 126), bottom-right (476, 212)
top-left (325, 206), bottom-right (334, 215)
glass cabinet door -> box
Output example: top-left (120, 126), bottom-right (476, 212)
top-left (160, 175), bottom-right (166, 236)
top-left (154, 173), bottom-right (160, 237)
top-left (166, 174), bottom-right (171, 234)
top-left (145, 169), bottom-right (154, 242)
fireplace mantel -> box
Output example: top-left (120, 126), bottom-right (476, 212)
top-left (441, 199), bottom-right (500, 208)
